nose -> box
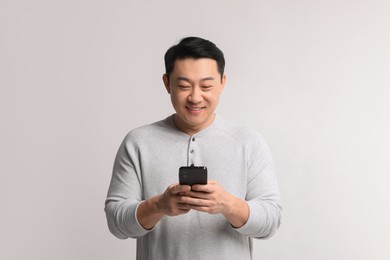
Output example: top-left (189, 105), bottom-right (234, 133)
top-left (188, 86), bottom-right (203, 103)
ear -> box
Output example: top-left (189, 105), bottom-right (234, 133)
top-left (162, 74), bottom-right (171, 94)
top-left (220, 74), bottom-right (227, 93)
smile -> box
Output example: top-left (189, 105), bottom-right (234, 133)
top-left (187, 107), bottom-right (202, 111)
top-left (186, 106), bottom-right (205, 112)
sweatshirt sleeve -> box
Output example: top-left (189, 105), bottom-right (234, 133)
top-left (232, 134), bottom-right (282, 239)
top-left (104, 133), bottom-right (152, 239)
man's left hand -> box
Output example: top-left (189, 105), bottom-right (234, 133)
top-left (179, 180), bottom-right (249, 227)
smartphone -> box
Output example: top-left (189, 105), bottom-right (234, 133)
top-left (179, 166), bottom-right (208, 186)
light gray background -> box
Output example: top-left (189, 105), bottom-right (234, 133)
top-left (1, 1), bottom-right (389, 259)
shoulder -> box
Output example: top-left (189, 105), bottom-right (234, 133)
top-left (216, 117), bottom-right (266, 146)
top-left (122, 116), bottom-right (173, 145)
top-left (217, 118), bottom-right (273, 164)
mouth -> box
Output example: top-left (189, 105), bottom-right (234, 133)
top-left (186, 106), bottom-right (205, 113)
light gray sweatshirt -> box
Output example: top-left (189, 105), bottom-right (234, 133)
top-left (105, 115), bottom-right (282, 260)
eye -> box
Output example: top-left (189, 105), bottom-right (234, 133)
top-left (178, 85), bottom-right (191, 90)
top-left (201, 86), bottom-right (213, 91)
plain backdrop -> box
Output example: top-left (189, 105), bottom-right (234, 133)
top-left (1, 0), bottom-right (390, 259)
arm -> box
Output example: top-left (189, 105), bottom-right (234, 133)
top-left (104, 136), bottom-right (147, 239)
top-left (136, 184), bottom-right (191, 229)
top-left (238, 135), bottom-right (282, 239)
top-left (104, 135), bottom-right (192, 237)
top-left (106, 183), bottom-right (193, 238)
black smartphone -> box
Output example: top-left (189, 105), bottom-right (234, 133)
top-left (179, 166), bottom-right (208, 186)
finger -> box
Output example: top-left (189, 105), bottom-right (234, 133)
top-left (193, 179), bottom-right (218, 192)
top-left (180, 196), bottom-right (209, 207)
top-left (180, 190), bottom-right (209, 199)
top-left (174, 208), bottom-right (191, 215)
top-left (170, 184), bottom-right (191, 194)
top-left (191, 183), bottom-right (215, 193)
top-left (187, 205), bottom-right (212, 213)
top-left (177, 203), bottom-right (191, 210)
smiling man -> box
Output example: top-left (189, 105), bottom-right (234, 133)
top-left (105, 37), bottom-right (282, 260)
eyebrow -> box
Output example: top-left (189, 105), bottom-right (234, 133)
top-left (176, 76), bottom-right (215, 83)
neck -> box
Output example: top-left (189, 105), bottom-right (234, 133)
top-left (172, 114), bottom-right (216, 136)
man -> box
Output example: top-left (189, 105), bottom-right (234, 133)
top-left (105, 37), bottom-right (282, 260)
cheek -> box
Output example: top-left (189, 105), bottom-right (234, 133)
top-left (205, 92), bottom-right (220, 104)
top-left (171, 92), bottom-right (186, 105)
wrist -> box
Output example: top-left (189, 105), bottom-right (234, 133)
top-left (154, 194), bottom-right (166, 216)
top-left (149, 195), bottom-right (166, 217)
top-left (222, 195), bottom-right (249, 228)
top-left (137, 196), bottom-right (165, 229)
top-left (222, 193), bottom-right (237, 216)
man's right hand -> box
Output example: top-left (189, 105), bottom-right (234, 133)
top-left (136, 183), bottom-right (191, 229)
top-left (157, 183), bottom-right (192, 216)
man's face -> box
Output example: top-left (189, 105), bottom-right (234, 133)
top-left (163, 58), bottom-right (226, 135)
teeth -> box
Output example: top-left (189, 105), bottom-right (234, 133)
top-left (189, 107), bottom-right (202, 111)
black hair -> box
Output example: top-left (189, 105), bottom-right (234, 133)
top-left (164, 36), bottom-right (225, 79)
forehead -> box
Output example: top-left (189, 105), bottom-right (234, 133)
top-left (171, 58), bottom-right (220, 79)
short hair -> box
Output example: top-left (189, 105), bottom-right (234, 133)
top-left (164, 37), bottom-right (225, 79)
